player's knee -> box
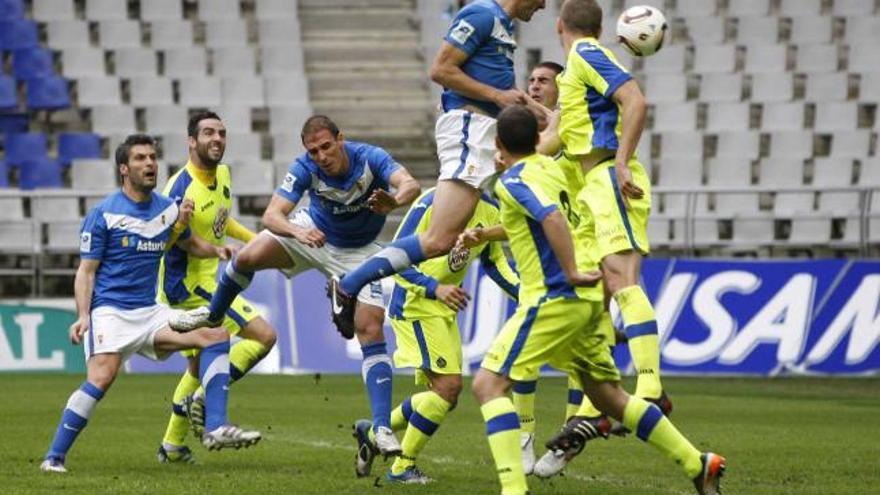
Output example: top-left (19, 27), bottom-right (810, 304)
top-left (421, 229), bottom-right (457, 257)
top-left (471, 369), bottom-right (505, 404)
top-left (247, 319), bottom-right (277, 348)
top-left (433, 375), bottom-right (463, 404)
top-left (234, 247), bottom-right (259, 271)
top-left (355, 316), bottom-right (384, 343)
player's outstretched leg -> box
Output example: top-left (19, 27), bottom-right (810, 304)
top-left (360, 341), bottom-right (399, 456)
top-left (197, 340), bottom-right (261, 450)
top-left (171, 259), bottom-right (254, 332)
top-left (41, 381), bottom-right (106, 473)
top-left (511, 379), bottom-right (537, 475)
top-left (159, 368), bottom-right (200, 463)
top-left (474, 369), bottom-right (529, 495)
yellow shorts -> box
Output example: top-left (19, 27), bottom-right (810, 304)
top-left (391, 316), bottom-right (463, 386)
top-left (578, 158), bottom-right (652, 260)
top-left (481, 297), bottom-right (618, 383)
top-left (176, 284), bottom-right (261, 358)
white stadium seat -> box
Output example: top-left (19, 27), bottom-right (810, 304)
top-left (150, 20), bottom-right (194, 49)
top-left (62, 48), bottom-right (107, 78)
top-left (699, 73), bottom-right (744, 102)
top-left (145, 106), bottom-right (187, 134)
top-left (205, 20), bottom-right (248, 48)
top-left (114, 48), bottom-right (158, 77)
top-left (789, 17), bottom-right (833, 45)
top-left (813, 102), bottom-right (858, 132)
top-left (91, 105), bottom-right (137, 134)
top-left (265, 76), bottom-right (310, 106)
top-left (198, 0), bottom-right (241, 21)
top-left (693, 45), bottom-right (737, 74)
top-left (750, 72), bottom-right (793, 102)
top-left (140, 0), bottom-right (184, 21)
top-left (829, 130), bottom-right (872, 158)
top-left (735, 17), bottom-right (779, 44)
top-left (212, 47), bottom-right (257, 77)
top-left (163, 48), bottom-right (208, 77)
top-left (804, 73), bottom-right (848, 102)
top-left (71, 159), bottom-right (117, 190)
top-left (705, 102), bottom-right (751, 132)
top-left (795, 45), bottom-right (840, 73)
top-left (260, 45), bottom-right (306, 75)
top-left (47, 21), bottom-right (90, 48)
top-left (727, 0), bottom-right (770, 17)
top-left (129, 77), bottom-right (174, 106)
top-left (178, 77), bottom-right (222, 107)
top-left (223, 133), bottom-right (263, 162)
top-left (779, 0), bottom-right (821, 17)
top-left (77, 77), bottom-right (122, 107)
top-left (221, 77), bottom-right (266, 107)
top-left (768, 131), bottom-right (814, 159)
top-left (86, 0), bottom-right (128, 20)
top-left (644, 74), bottom-right (687, 103)
top-left (255, 0), bottom-right (299, 19)
top-left (715, 131), bottom-right (760, 159)
top-left (653, 102), bottom-right (697, 131)
top-left (658, 132), bottom-right (703, 159)
top-left (33, 0), bottom-right (76, 21)
top-left (99, 21), bottom-right (142, 49)
top-left (744, 44), bottom-right (787, 73)
top-left (761, 102), bottom-right (805, 131)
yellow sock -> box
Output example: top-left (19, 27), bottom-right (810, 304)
top-left (391, 392), bottom-right (451, 475)
top-left (511, 380), bottom-right (537, 434)
top-left (615, 286), bottom-right (663, 399)
top-left (390, 391), bottom-right (432, 432)
top-left (622, 396), bottom-right (702, 478)
top-left (229, 339), bottom-right (269, 383)
top-left (481, 397), bottom-right (528, 495)
top-left (162, 371), bottom-right (200, 447)
top-left (565, 375), bottom-right (584, 420)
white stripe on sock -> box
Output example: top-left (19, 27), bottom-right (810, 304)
top-left (66, 389), bottom-right (98, 419)
top-left (361, 354), bottom-right (393, 382)
top-left (225, 262), bottom-right (252, 289)
top-left (376, 246), bottom-right (412, 272)
top-left (202, 354), bottom-right (230, 386)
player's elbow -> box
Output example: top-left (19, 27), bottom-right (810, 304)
top-left (429, 62), bottom-right (450, 86)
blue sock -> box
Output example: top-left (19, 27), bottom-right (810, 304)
top-left (362, 342), bottom-right (393, 430)
top-left (209, 259), bottom-right (254, 322)
top-left (340, 235), bottom-right (426, 296)
top-left (200, 341), bottom-right (231, 432)
top-left (46, 382), bottom-right (104, 461)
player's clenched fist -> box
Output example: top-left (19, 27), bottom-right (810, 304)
top-left (177, 198), bottom-right (195, 226)
top-left (69, 315), bottom-right (89, 345)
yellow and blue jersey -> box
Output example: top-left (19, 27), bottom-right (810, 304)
top-left (494, 154), bottom-right (602, 307)
top-left (388, 188), bottom-right (519, 320)
top-left (159, 162), bottom-right (239, 305)
top-left (557, 37), bottom-right (634, 156)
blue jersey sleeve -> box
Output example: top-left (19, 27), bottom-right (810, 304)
top-left (79, 208), bottom-right (107, 260)
top-left (444, 6), bottom-right (494, 56)
top-left (276, 160), bottom-right (311, 204)
top-left (366, 146), bottom-right (401, 183)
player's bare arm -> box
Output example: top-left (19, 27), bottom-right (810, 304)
top-left (262, 193), bottom-right (326, 248)
top-left (536, 109), bottom-right (562, 156)
top-left (458, 224), bottom-right (507, 249)
top-left (611, 79), bottom-right (647, 200)
top-left (367, 168), bottom-right (420, 215)
top-left (430, 43), bottom-right (527, 108)
top-left (541, 210), bottom-right (601, 287)
top-left (69, 258), bottom-right (99, 345)
top-left (176, 233), bottom-right (235, 260)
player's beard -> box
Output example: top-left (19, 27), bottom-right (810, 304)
top-left (196, 141), bottom-right (224, 168)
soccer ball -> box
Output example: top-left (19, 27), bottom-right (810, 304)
top-left (616, 5), bottom-right (667, 56)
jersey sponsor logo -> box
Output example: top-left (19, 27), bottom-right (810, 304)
top-left (436, 357), bottom-right (447, 369)
top-left (281, 172), bottom-right (295, 192)
top-left (330, 202), bottom-right (366, 215)
top-left (449, 19), bottom-right (476, 45)
top-left (448, 243), bottom-right (471, 272)
top-left (80, 232), bottom-right (92, 253)
top-left (200, 200), bottom-right (215, 212)
top-left (213, 206), bottom-right (229, 239)
top-left (136, 239), bottom-right (166, 251)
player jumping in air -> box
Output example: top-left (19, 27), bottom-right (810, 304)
top-left (40, 135), bottom-right (260, 474)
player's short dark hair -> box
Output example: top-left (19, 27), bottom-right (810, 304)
top-left (115, 134), bottom-right (156, 166)
top-left (496, 105), bottom-right (538, 156)
top-left (560, 0), bottom-right (603, 37)
top-left (301, 115), bottom-right (340, 142)
top-left (187, 110), bottom-right (222, 138)
top-left (535, 61), bottom-right (564, 75)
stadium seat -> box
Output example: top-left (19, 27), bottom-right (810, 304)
top-left (681, 15), bottom-right (726, 45)
top-left (0, 113), bottom-right (28, 133)
top-left (848, 47), bottom-right (878, 73)
top-left (859, 73), bottom-right (880, 102)
top-left (768, 131), bottom-right (814, 159)
top-left (5, 132), bottom-right (48, 166)
top-left (71, 159), bottom-right (117, 189)
top-left (99, 20), bottom-right (143, 49)
top-left (844, 17), bottom-right (880, 44)
top-left (178, 78), bottom-right (222, 106)
top-left (833, 0), bottom-right (875, 16)
top-left (260, 45), bottom-right (305, 75)
top-left (699, 73), bottom-right (743, 102)
top-left (715, 131), bottom-right (760, 159)
top-left (653, 102), bottom-right (697, 131)
top-left (692, 219), bottom-right (722, 246)
top-left (707, 156), bottom-right (751, 186)
top-left (732, 218), bottom-right (775, 244)
top-left (761, 102), bottom-right (805, 131)
top-left (61, 48), bottom-right (107, 78)
top-left (657, 156), bottom-right (703, 187)
top-left (255, 0), bottom-right (298, 19)
top-left (675, 0), bottom-right (718, 17)
top-left (0, 75), bottom-right (16, 110)
top-left (750, 72), bottom-right (793, 102)
top-left (705, 102), bottom-right (751, 132)
top-left (257, 19), bottom-right (303, 46)
top-left (269, 104), bottom-right (313, 134)
top-left (647, 217), bottom-right (671, 245)
top-left (85, 0), bottom-right (128, 21)
top-left (223, 133), bottom-right (263, 162)
top-left (779, 0), bottom-right (821, 16)
top-left (113, 48), bottom-right (158, 77)
top-left (26, 76), bottom-right (71, 110)
top-left (795, 45), bottom-right (839, 73)
top-left (129, 77), bottom-right (174, 106)
top-left (0, 221), bottom-right (36, 253)
top-left (139, 0), bottom-right (183, 21)
top-left (212, 47), bottom-right (257, 77)
top-left (271, 134), bottom-right (305, 162)
top-left (735, 17), bottom-right (779, 44)
top-left (658, 132), bottom-right (703, 158)
top-left (221, 77), bottom-right (265, 106)
top-left (150, 21), bottom-right (194, 49)
top-left (46, 20), bottom-right (90, 48)
top-left (229, 160), bottom-right (274, 195)
top-left (789, 16), bottom-right (833, 45)
top-left (11, 48), bottom-right (55, 80)
top-left (0, 19), bottom-right (38, 50)
top-left (744, 45), bottom-right (787, 73)
top-left (642, 45), bottom-right (686, 74)
top-left (0, 196), bottom-right (24, 219)
top-left (0, 0), bottom-right (23, 20)
top-left (775, 191), bottom-right (814, 215)
top-left (0, 160), bottom-right (9, 187)
top-left (76, 77), bottom-right (122, 106)
top-left (199, 0), bottom-right (241, 20)
top-left (205, 20), bottom-right (248, 48)
top-left (58, 132), bottom-right (102, 167)
top-left (31, 0), bottom-right (76, 22)
top-left (818, 191), bottom-right (861, 216)
top-left (693, 45), bottom-right (737, 73)
top-left (858, 157), bottom-right (880, 185)
top-left (45, 221), bottom-right (82, 252)
top-left (144, 106), bottom-right (187, 134)
top-left (90, 105), bottom-right (136, 134)
top-left (159, 133), bottom-right (189, 163)
top-left (215, 105), bottom-right (253, 133)
top-left (804, 73), bottom-right (848, 102)
top-left (813, 157), bottom-right (855, 187)
top-left (727, 0), bottom-right (770, 16)
top-left (813, 102), bottom-right (858, 132)
top-left (19, 158), bottom-right (63, 189)
top-left (163, 48), bottom-right (207, 77)
top-left (760, 157), bottom-right (806, 186)
top-left (644, 74), bottom-right (687, 103)
top-left (788, 217), bottom-right (831, 244)
top-left (828, 130), bottom-right (871, 157)
top-left (265, 76), bottom-right (310, 106)
top-left (32, 196), bottom-right (79, 220)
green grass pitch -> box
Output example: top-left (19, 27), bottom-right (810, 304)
top-left (2, 374), bottom-right (877, 494)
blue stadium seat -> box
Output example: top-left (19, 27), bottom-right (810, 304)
top-left (0, 160), bottom-right (9, 187)
top-left (5, 132), bottom-right (48, 167)
top-left (0, 0), bottom-right (23, 20)
top-left (0, 20), bottom-right (39, 50)
top-left (12, 48), bottom-right (55, 80)
top-left (0, 75), bottom-right (16, 110)
top-left (58, 132), bottom-right (102, 167)
top-left (0, 112), bottom-right (27, 133)
top-left (26, 76), bottom-right (70, 110)
top-left (18, 157), bottom-right (63, 189)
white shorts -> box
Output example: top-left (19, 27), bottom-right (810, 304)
top-left (436, 109), bottom-right (498, 189)
top-left (85, 304), bottom-right (182, 361)
top-left (265, 210), bottom-right (385, 308)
